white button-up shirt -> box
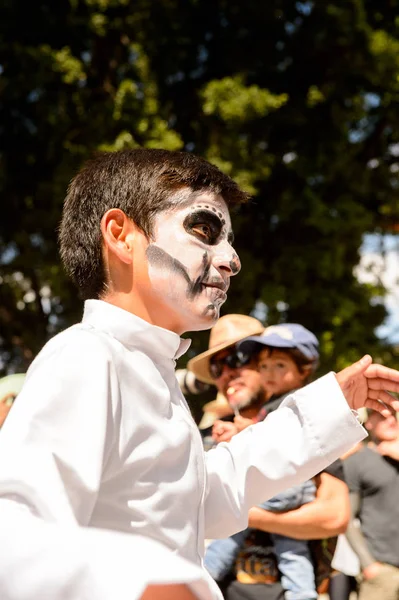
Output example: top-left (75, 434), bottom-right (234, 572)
top-left (0, 300), bottom-right (366, 599)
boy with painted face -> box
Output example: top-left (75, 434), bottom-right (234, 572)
top-left (0, 149), bottom-right (398, 600)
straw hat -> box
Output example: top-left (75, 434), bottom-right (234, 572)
top-left (188, 314), bottom-right (264, 384)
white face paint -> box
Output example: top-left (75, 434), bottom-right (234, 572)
top-left (145, 191), bottom-right (241, 334)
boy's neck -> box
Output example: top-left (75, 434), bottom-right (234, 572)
top-left (102, 293), bottom-right (184, 335)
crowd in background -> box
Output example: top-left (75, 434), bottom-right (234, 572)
top-left (178, 315), bottom-right (399, 600)
top-left (3, 315), bottom-right (399, 600)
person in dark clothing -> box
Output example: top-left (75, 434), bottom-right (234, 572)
top-left (344, 406), bottom-right (399, 600)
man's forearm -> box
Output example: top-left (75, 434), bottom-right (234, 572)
top-left (345, 521), bottom-right (375, 570)
top-left (248, 500), bottom-right (347, 540)
top-left (345, 492), bottom-right (375, 570)
top-left (248, 471), bottom-right (350, 540)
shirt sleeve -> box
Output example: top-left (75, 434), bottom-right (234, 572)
top-left (322, 459), bottom-right (346, 482)
top-left (203, 373), bottom-right (366, 539)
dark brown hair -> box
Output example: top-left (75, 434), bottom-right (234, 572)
top-left (59, 149), bottom-right (248, 300)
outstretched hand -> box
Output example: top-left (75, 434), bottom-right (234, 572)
top-left (336, 355), bottom-right (399, 416)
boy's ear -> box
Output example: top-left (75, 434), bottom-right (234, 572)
top-left (101, 208), bottom-right (138, 265)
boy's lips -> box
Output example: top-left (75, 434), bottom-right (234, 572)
top-left (202, 283), bottom-right (227, 303)
top-left (202, 279), bottom-right (229, 293)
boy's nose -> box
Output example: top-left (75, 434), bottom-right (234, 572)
top-left (214, 244), bottom-right (241, 277)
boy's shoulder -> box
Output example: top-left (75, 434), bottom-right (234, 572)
top-left (30, 321), bottom-right (157, 376)
top-left (45, 321), bottom-right (111, 347)
top-left (30, 322), bottom-right (119, 372)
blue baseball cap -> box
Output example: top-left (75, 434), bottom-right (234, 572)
top-left (237, 323), bottom-right (319, 365)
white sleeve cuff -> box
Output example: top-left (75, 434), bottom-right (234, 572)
top-left (280, 372), bottom-right (366, 460)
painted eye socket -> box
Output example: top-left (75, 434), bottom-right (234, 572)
top-left (192, 223), bottom-right (212, 239)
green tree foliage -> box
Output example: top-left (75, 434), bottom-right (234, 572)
top-left (0, 0), bottom-right (398, 377)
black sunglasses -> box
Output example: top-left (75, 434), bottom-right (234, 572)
top-left (209, 349), bottom-right (252, 379)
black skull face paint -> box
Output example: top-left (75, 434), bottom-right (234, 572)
top-left (144, 192), bottom-right (240, 332)
top-left (146, 245), bottom-right (192, 287)
top-left (183, 206), bottom-right (225, 246)
top-left (147, 246), bottom-right (214, 302)
top-left (229, 253), bottom-right (240, 275)
top-left (189, 251), bottom-right (211, 299)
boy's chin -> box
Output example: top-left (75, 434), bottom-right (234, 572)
top-left (184, 305), bottom-right (221, 333)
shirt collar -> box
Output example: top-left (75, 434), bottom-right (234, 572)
top-left (82, 300), bottom-right (191, 360)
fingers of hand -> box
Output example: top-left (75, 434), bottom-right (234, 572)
top-left (219, 432), bottom-right (234, 442)
top-left (234, 416), bottom-right (253, 432)
top-left (365, 365), bottom-right (399, 382)
top-left (365, 397), bottom-right (399, 416)
top-left (364, 399), bottom-right (389, 415)
top-left (212, 420), bottom-right (225, 434)
top-left (367, 388), bottom-right (399, 409)
top-left (213, 422), bottom-right (235, 436)
top-left (213, 424), bottom-right (237, 442)
top-left (336, 356), bottom-right (371, 386)
top-left (347, 355), bottom-right (372, 376)
top-left (367, 378), bottom-right (399, 394)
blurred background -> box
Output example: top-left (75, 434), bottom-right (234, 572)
top-left (0, 1), bottom-right (398, 410)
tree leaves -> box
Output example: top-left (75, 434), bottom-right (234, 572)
top-left (0, 0), bottom-right (398, 376)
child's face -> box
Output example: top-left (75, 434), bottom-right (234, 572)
top-left (143, 191), bottom-right (241, 333)
top-left (257, 349), bottom-right (309, 397)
